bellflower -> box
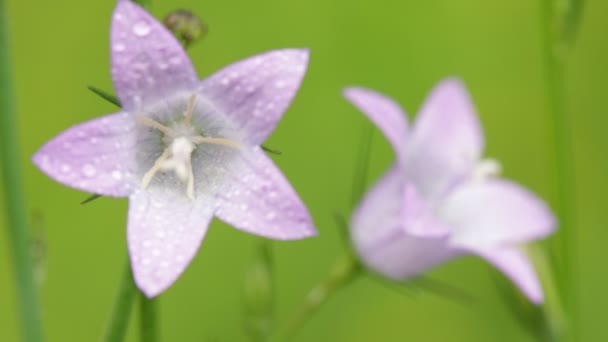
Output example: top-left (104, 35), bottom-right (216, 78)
top-left (33, 0), bottom-right (316, 297)
top-left (344, 79), bottom-right (555, 303)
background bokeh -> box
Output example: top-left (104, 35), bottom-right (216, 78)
top-left (1, 0), bottom-right (607, 341)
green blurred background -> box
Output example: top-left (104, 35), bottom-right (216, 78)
top-left (1, 0), bottom-right (607, 341)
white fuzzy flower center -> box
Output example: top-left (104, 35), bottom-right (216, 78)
top-left (138, 94), bottom-right (240, 200)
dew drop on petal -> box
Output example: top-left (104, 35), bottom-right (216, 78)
top-left (112, 170), bottom-right (123, 180)
top-left (60, 164), bottom-right (71, 173)
top-left (133, 21), bottom-right (151, 36)
top-left (265, 211), bottom-right (276, 220)
top-left (113, 43), bottom-right (126, 52)
top-left (82, 164), bottom-right (96, 177)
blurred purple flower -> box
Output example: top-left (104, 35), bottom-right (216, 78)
top-left (33, 0), bottom-right (315, 297)
top-left (344, 79), bottom-right (555, 303)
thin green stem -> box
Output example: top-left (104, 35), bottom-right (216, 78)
top-left (540, 0), bottom-right (577, 336)
top-left (0, 1), bottom-right (44, 341)
top-left (140, 294), bottom-right (159, 342)
top-left (529, 245), bottom-right (567, 342)
top-left (242, 239), bottom-right (275, 342)
top-left (272, 251), bottom-right (361, 342)
top-left (102, 261), bottom-right (138, 342)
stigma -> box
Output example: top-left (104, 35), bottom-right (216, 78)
top-left (138, 94), bottom-right (240, 200)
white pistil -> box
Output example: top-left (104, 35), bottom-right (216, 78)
top-left (138, 94), bottom-right (241, 200)
top-left (472, 158), bottom-right (502, 181)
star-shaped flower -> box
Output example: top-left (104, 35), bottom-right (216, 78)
top-left (33, 0), bottom-right (316, 297)
top-left (344, 79), bottom-right (555, 303)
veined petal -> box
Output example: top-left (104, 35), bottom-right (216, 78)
top-left (351, 166), bottom-right (456, 278)
top-left (475, 247), bottom-right (544, 304)
top-left (111, 0), bottom-right (198, 111)
top-left (343, 87), bottom-right (408, 162)
top-left (128, 188), bottom-right (216, 297)
top-left (198, 49), bottom-right (309, 145)
top-left (406, 78), bottom-right (483, 201)
top-left (215, 147), bottom-right (316, 240)
top-left (440, 179), bottom-right (556, 250)
top-left (32, 112), bottom-right (137, 197)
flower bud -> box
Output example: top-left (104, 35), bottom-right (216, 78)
top-left (163, 9), bottom-right (208, 48)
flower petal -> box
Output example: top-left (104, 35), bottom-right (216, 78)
top-left (32, 112), bottom-right (137, 197)
top-left (439, 179), bottom-right (556, 249)
top-left (215, 147), bottom-right (316, 240)
top-left (406, 78), bottom-right (483, 201)
top-left (128, 188), bottom-right (216, 297)
top-left (198, 49), bottom-right (309, 145)
top-left (111, 0), bottom-right (198, 111)
top-left (351, 166), bottom-right (456, 278)
top-left (475, 247), bottom-right (544, 304)
top-left (343, 87), bottom-right (409, 162)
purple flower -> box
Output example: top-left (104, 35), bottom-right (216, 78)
top-left (33, 0), bottom-right (316, 297)
top-left (344, 79), bottom-right (555, 303)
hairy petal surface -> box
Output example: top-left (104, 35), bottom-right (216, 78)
top-left (476, 247), bottom-right (544, 304)
top-left (343, 87), bottom-right (408, 162)
top-left (111, 0), bottom-right (198, 111)
top-left (440, 179), bottom-right (556, 250)
top-left (32, 112), bottom-right (137, 197)
top-left (406, 78), bottom-right (484, 201)
top-left (352, 166), bottom-right (456, 278)
top-left (198, 49), bottom-right (309, 145)
top-left (215, 147), bottom-right (316, 239)
top-left (128, 188), bottom-right (215, 297)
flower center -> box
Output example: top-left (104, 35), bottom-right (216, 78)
top-left (138, 94), bottom-right (240, 200)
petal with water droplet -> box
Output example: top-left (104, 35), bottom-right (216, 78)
top-left (111, 0), bottom-right (198, 111)
top-left (198, 49), bottom-right (309, 145)
top-left (215, 147), bottom-right (316, 240)
top-left (32, 112), bottom-right (137, 197)
top-left (128, 187), bottom-right (215, 297)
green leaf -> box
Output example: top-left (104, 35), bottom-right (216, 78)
top-left (87, 86), bottom-right (122, 108)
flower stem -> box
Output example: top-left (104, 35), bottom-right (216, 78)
top-left (539, 0), bottom-right (578, 334)
top-left (0, 1), bottom-right (44, 341)
top-left (140, 294), bottom-right (159, 342)
top-left (272, 250), bottom-right (361, 342)
top-left (529, 245), bottom-right (567, 341)
top-left (102, 260), bottom-right (138, 342)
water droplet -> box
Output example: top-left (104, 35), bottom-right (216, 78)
top-left (133, 21), bottom-right (151, 36)
top-left (60, 164), bottom-right (71, 173)
top-left (82, 164), bottom-right (96, 177)
top-left (113, 43), bottom-right (126, 52)
top-left (112, 170), bottom-right (123, 180)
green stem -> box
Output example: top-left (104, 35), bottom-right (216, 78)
top-left (529, 245), bottom-right (567, 341)
top-left (272, 250), bottom-right (361, 342)
top-left (140, 294), bottom-right (159, 342)
top-left (0, 1), bottom-right (44, 341)
top-left (540, 0), bottom-right (577, 335)
top-left (102, 261), bottom-right (138, 342)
